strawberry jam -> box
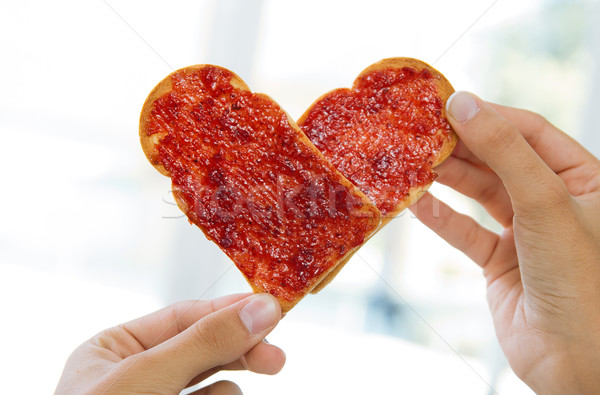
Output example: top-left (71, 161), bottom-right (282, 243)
top-left (299, 67), bottom-right (452, 216)
top-left (145, 66), bottom-right (380, 302)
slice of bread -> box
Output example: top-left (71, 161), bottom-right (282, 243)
top-left (139, 65), bottom-right (382, 312)
top-left (298, 58), bottom-right (457, 293)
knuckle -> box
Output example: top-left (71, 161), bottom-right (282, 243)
top-left (170, 301), bottom-right (188, 334)
top-left (168, 299), bottom-right (198, 334)
top-left (524, 109), bottom-right (547, 126)
top-left (520, 177), bottom-right (571, 212)
top-left (190, 316), bottom-right (234, 357)
top-left (462, 220), bottom-right (480, 251)
top-left (486, 119), bottom-right (520, 150)
top-left (92, 326), bottom-right (119, 350)
top-left (444, 160), bottom-right (469, 188)
top-left (525, 111), bottom-right (550, 144)
top-left (542, 179), bottom-right (571, 208)
top-left (475, 182), bottom-right (498, 206)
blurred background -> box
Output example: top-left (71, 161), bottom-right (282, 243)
top-left (1, 0), bottom-right (598, 393)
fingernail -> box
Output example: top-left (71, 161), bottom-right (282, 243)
top-left (239, 294), bottom-right (279, 335)
top-left (447, 91), bottom-right (480, 122)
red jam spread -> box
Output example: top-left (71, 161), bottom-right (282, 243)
top-left (299, 67), bottom-right (452, 216)
top-left (145, 66), bottom-right (379, 302)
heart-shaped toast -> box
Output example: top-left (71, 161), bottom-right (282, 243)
top-left (299, 58), bottom-right (456, 293)
top-left (139, 58), bottom-right (456, 312)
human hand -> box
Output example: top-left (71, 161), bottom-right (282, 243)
top-left (54, 293), bottom-right (284, 395)
top-left (410, 91), bottom-right (600, 394)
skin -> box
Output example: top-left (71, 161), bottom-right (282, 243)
top-left (55, 92), bottom-right (600, 394)
top-left (54, 293), bottom-right (285, 395)
top-left (411, 92), bottom-right (600, 394)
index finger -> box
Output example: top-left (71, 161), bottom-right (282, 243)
top-left (489, 103), bottom-right (595, 175)
top-left (120, 293), bottom-right (252, 350)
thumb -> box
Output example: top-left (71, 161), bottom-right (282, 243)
top-left (445, 91), bottom-right (568, 213)
top-left (139, 293), bottom-right (281, 386)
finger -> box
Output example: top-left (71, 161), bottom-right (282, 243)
top-left (186, 340), bottom-right (286, 388)
top-left (138, 293), bottom-right (281, 386)
top-left (242, 339), bottom-right (286, 374)
top-left (119, 293), bottom-right (252, 350)
top-left (436, 156), bottom-right (513, 226)
top-left (446, 92), bottom-right (570, 214)
top-left (451, 139), bottom-right (487, 168)
top-left (489, 103), bottom-right (594, 174)
top-left (409, 192), bottom-right (499, 268)
top-left (218, 340), bottom-right (286, 375)
top-left (489, 103), bottom-right (600, 197)
top-left (188, 380), bottom-right (242, 395)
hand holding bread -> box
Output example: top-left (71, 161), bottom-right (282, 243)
top-left (55, 293), bottom-right (284, 394)
top-left (413, 91), bottom-right (600, 393)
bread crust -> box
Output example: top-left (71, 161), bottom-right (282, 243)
top-left (140, 65), bottom-right (381, 312)
top-left (302, 57), bottom-right (457, 293)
